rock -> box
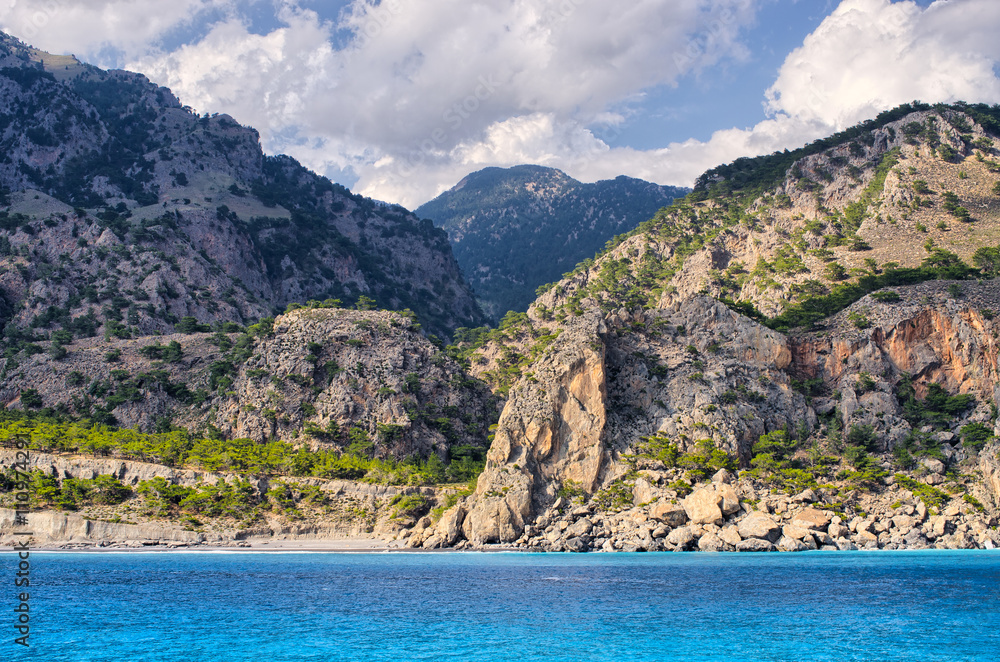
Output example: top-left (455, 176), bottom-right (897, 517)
top-left (435, 505), bottom-right (467, 546)
top-left (682, 486), bottom-right (724, 526)
top-left (828, 523), bottom-right (846, 539)
top-left (721, 525), bottom-right (743, 547)
top-left (650, 500), bottom-right (688, 527)
top-left (716, 482), bottom-right (741, 516)
top-left (465, 498), bottom-right (525, 545)
top-left (698, 533), bottom-right (725, 552)
top-left (565, 517), bottom-right (594, 539)
top-left (633, 478), bottom-right (656, 505)
top-left (736, 538), bottom-right (775, 552)
top-left (891, 515), bottom-right (914, 532)
top-left (929, 515), bottom-right (950, 539)
top-left (792, 489), bottom-right (817, 503)
top-left (777, 536), bottom-right (809, 552)
top-left (855, 530), bottom-right (878, 546)
top-left (790, 507), bottom-right (831, 531)
top-left (564, 537), bottom-right (589, 553)
top-left (920, 457), bottom-right (947, 475)
top-left (421, 534), bottom-right (445, 549)
top-left (737, 513), bottom-right (781, 542)
top-left (652, 525), bottom-right (669, 539)
top-left (712, 469), bottom-right (732, 484)
top-left (782, 524), bottom-right (815, 542)
top-left (666, 526), bottom-right (698, 550)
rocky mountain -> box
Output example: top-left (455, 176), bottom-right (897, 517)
top-left (0, 32), bottom-right (486, 342)
top-left (415, 165), bottom-right (687, 320)
top-left (2, 39), bottom-right (1000, 556)
top-left (2, 304), bottom-right (499, 457)
top-left (430, 102), bottom-right (1000, 551)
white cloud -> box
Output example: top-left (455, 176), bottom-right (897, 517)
top-left (0, 0), bottom-right (229, 62)
top-left (544, 0), bottom-right (1000, 205)
top-left (765, 0), bottom-right (1000, 130)
top-left (8, 0), bottom-right (1000, 209)
top-left (125, 0), bottom-right (760, 207)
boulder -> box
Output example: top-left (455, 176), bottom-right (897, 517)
top-left (920, 457), bottom-right (947, 475)
top-left (712, 469), bottom-right (732, 484)
top-left (435, 505), bottom-right (466, 546)
top-left (682, 487), bottom-right (724, 526)
top-left (792, 489), bottom-right (817, 503)
top-left (736, 538), bottom-right (775, 552)
top-left (633, 478), bottom-right (656, 505)
top-left (891, 515), bottom-right (915, 532)
top-left (790, 507), bottom-right (831, 531)
top-left (782, 524), bottom-right (815, 542)
top-left (777, 536), bottom-right (809, 552)
top-left (564, 537), bottom-right (589, 553)
top-left (565, 517), bottom-right (593, 539)
top-left (716, 482), bottom-right (741, 516)
top-left (698, 533), bottom-right (725, 552)
top-left (667, 526), bottom-right (698, 549)
top-left (650, 499), bottom-right (688, 527)
top-left (738, 513), bottom-right (781, 542)
top-left (721, 525), bottom-right (743, 547)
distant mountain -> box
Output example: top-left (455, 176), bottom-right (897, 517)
top-left (416, 165), bottom-right (688, 320)
top-left (0, 32), bottom-right (485, 341)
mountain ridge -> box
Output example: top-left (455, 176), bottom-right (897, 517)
top-left (416, 165), bottom-right (688, 320)
top-left (0, 31), bottom-right (486, 341)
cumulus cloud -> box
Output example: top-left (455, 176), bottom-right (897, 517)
top-left (127, 0), bottom-right (760, 206)
top-left (0, 0), bottom-right (230, 62)
top-left (562, 0), bottom-right (1000, 205)
top-left (6, 0), bottom-right (1000, 209)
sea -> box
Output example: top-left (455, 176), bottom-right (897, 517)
top-left (7, 550), bottom-right (1000, 661)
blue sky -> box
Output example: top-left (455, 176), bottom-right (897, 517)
top-left (0, 0), bottom-right (993, 208)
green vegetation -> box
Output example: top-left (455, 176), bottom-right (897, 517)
top-left (631, 434), bottom-right (736, 483)
top-left (894, 474), bottom-right (950, 512)
top-left (0, 412), bottom-right (485, 487)
top-left (767, 252), bottom-right (976, 331)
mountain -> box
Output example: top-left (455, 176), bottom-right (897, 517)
top-left (446, 101), bottom-right (1000, 550)
top-left (0, 32), bottom-right (486, 341)
top-left (2, 29), bottom-right (999, 554)
top-left (415, 165), bottom-right (688, 320)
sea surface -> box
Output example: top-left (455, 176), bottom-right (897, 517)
top-left (8, 550), bottom-right (1000, 661)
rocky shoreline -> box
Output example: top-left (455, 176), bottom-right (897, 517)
top-left (404, 469), bottom-right (1000, 553)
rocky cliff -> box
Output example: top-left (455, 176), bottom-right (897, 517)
top-left (0, 306), bottom-right (499, 457)
top-left (436, 103), bottom-right (1000, 551)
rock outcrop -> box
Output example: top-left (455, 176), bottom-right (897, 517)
top-left (463, 312), bottom-right (609, 543)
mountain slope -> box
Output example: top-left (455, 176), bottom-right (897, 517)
top-left (438, 102), bottom-right (1000, 550)
top-left (0, 32), bottom-right (485, 342)
top-left (416, 165), bottom-right (687, 320)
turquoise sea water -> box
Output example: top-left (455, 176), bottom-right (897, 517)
top-left (7, 550), bottom-right (1000, 661)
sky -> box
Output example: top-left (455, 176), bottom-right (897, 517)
top-left (2, 0), bottom-right (999, 209)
